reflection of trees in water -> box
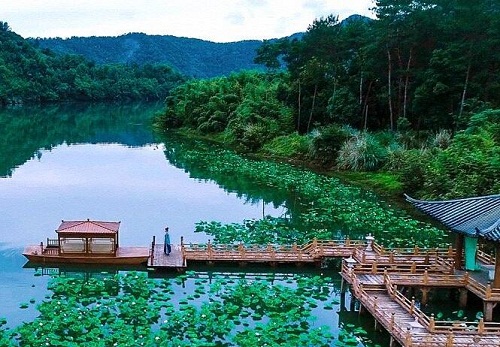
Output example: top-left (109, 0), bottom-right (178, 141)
top-left (158, 132), bottom-right (451, 247)
top-left (159, 132), bottom-right (301, 222)
top-left (0, 102), bottom-right (162, 177)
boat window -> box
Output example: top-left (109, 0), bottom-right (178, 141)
top-left (60, 238), bottom-right (86, 253)
top-left (89, 237), bottom-right (115, 254)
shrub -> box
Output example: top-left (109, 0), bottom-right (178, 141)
top-left (309, 124), bottom-right (353, 165)
top-left (396, 148), bottom-right (434, 196)
top-left (429, 129), bottom-right (452, 149)
top-left (336, 132), bottom-right (388, 171)
top-left (262, 133), bottom-right (310, 158)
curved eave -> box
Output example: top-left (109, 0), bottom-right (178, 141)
top-left (405, 194), bottom-right (500, 240)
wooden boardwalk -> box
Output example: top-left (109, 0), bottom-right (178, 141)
top-left (148, 244), bottom-right (186, 270)
top-left (146, 237), bottom-right (500, 345)
top-left (341, 258), bottom-right (500, 346)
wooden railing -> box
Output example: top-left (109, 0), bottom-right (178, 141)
top-left (372, 242), bottom-right (455, 258)
top-left (477, 249), bottom-right (496, 266)
top-left (183, 241), bottom-right (316, 262)
top-left (386, 271), bottom-right (463, 287)
top-left (383, 273), bottom-right (500, 334)
top-left (463, 273), bottom-right (500, 301)
top-left (345, 257), bottom-right (454, 275)
top-left (46, 238), bottom-right (59, 247)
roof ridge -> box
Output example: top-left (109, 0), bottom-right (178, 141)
top-left (405, 193), bottom-right (500, 205)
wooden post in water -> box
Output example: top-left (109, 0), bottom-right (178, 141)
top-left (150, 236), bottom-right (155, 266)
top-left (458, 288), bottom-right (468, 308)
top-left (478, 318), bottom-right (485, 334)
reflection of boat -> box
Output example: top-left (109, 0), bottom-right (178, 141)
top-left (23, 220), bottom-right (150, 265)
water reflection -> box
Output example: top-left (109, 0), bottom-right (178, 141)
top-left (0, 103), bottom-right (283, 249)
top-left (0, 102), bottom-right (285, 330)
top-left (0, 102), bottom-right (160, 178)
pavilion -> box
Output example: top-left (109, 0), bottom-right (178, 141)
top-left (56, 219), bottom-right (121, 255)
top-left (405, 194), bottom-right (500, 287)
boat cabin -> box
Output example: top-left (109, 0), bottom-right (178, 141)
top-left (52, 219), bottom-right (121, 256)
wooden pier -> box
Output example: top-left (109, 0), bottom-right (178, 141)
top-left (147, 237), bottom-right (367, 270)
top-left (148, 244), bottom-right (186, 270)
top-left (340, 245), bottom-right (500, 346)
top-left (148, 235), bottom-right (500, 346)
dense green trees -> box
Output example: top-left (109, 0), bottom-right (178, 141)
top-left (157, 1), bottom-right (499, 200)
top-left (157, 71), bottom-right (293, 151)
top-left (0, 22), bottom-right (186, 104)
top-left (31, 32), bottom-right (265, 78)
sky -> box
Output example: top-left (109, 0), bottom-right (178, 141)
top-left (1, 0), bottom-right (375, 42)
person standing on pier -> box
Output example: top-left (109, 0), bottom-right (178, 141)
top-left (164, 227), bottom-right (171, 255)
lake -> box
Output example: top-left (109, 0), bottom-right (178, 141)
top-left (0, 102), bottom-right (390, 345)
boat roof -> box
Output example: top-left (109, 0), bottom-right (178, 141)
top-left (57, 220), bottom-right (120, 235)
top-left (405, 194), bottom-right (500, 241)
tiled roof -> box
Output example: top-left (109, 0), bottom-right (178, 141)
top-left (57, 220), bottom-right (120, 235)
top-left (405, 194), bottom-right (500, 241)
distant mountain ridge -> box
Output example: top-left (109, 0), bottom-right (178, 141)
top-left (31, 32), bottom-right (271, 78)
top-left (29, 15), bottom-right (367, 78)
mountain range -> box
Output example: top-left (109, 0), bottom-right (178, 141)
top-left (30, 32), bottom-right (280, 78)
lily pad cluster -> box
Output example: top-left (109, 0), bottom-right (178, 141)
top-left (166, 139), bottom-right (450, 248)
top-left (3, 271), bottom-right (359, 346)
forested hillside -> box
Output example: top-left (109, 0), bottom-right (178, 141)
top-left (31, 33), bottom-right (267, 78)
top-left (0, 23), bottom-right (186, 104)
top-left (157, 0), bottom-right (500, 200)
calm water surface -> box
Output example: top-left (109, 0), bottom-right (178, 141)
top-left (0, 103), bottom-right (280, 324)
top-left (0, 102), bottom-right (390, 345)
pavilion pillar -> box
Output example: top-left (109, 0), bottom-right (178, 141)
top-left (493, 244), bottom-right (500, 288)
top-left (454, 233), bottom-right (464, 270)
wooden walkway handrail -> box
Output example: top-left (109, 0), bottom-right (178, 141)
top-left (477, 249), bottom-right (496, 266)
top-left (374, 243), bottom-right (455, 257)
top-left (381, 273), bottom-right (500, 335)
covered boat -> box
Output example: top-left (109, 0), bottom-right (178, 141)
top-left (23, 219), bottom-right (150, 265)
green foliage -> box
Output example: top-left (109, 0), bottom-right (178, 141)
top-left (423, 129), bottom-right (499, 199)
top-left (336, 171), bottom-right (403, 196)
top-left (326, 86), bottom-right (361, 126)
top-left (309, 125), bottom-right (353, 165)
top-left (0, 28), bottom-right (186, 104)
top-left (196, 217), bottom-right (301, 245)
top-left (158, 71), bottom-right (294, 151)
top-left (336, 132), bottom-right (388, 171)
top-left (390, 148), bottom-right (433, 196)
top-left (261, 132), bottom-right (310, 158)
top-left (394, 109), bottom-right (500, 199)
top-left (7, 271), bottom-right (339, 346)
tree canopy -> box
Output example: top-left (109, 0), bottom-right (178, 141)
top-left (0, 22), bottom-right (186, 105)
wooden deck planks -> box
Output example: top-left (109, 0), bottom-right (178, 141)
top-left (148, 244), bottom-right (186, 269)
top-left (345, 270), bottom-right (500, 346)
